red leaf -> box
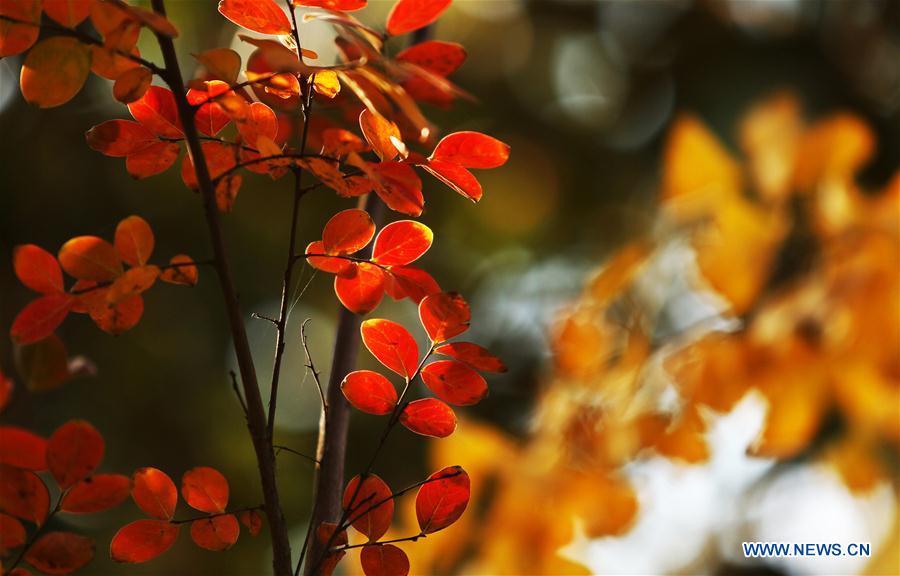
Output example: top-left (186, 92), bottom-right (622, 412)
top-left (85, 120), bottom-right (156, 157)
top-left (423, 160), bottom-right (482, 201)
top-left (322, 209), bottom-right (375, 255)
top-left (386, 0), bottom-right (451, 36)
top-left (187, 81), bottom-right (232, 137)
top-left (132, 467), bottom-right (177, 520)
top-left (396, 41), bottom-right (466, 76)
top-left (399, 398), bottom-right (456, 438)
top-left (0, 464), bottom-right (50, 525)
top-left (218, 0), bottom-right (292, 35)
top-left (110, 519), bottom-right (179, 563)
top-left (25, 531), bottom-right (94, 575)
top-left (0, 370), bottom-right (11, 413)
top-left (341, 370), bottom-right (398, 415)
top-left (114, 215), bottom-right (155, 267)
top-left (47, 420), bottom-right (104, 489)
top-left (359, 109), bottom-right (402, 162)
top-left (415, 466), bottom-right (469, 533)
top-left (360, 319), bottom-right (419, 379)
top-left (181, 141), bottom-right (238, 189)
top-left (160, 255), bottom-right (198, 286)
top-left (127, 86), bottom-right (183, 138)
top-left (10, 294), bottom-right (73, 345)
top-left (384, 266), bottom-right (440, 303)
top-left (342, 474), bottom-right (393, 541)
top-left (0, 426), bottom-right (47, 470)
top-left (13, 334), bottom-right (72, 391)
top-left (418, 292), bottom-right (470, 343)
top-left (239, 509), bottom-right (263, 536)
top-left (430, 131), bottom-right (510, 169)
top-left (370, 162), bottom-right (424, 217)
top-left (434, 342), bottom-right (507, 373)
top-left (13, 245), bottom-right (62, 294)
top-left (58, 236), bottom-right (123, 281)
top-left (316, 522), bottom-right (347, 576)
top-left (360, 544), bottom-right (410, 576)
top-left (334, 263), bottom-right (385, 314)
top-left (292, 0), bottom-right (366, 11)
top-left (305, 241), bottom-right (353, 276)
top-left (190, 514), bottom-right (239, 551)
top-left (60, 474), bottom-right (131, 514)
top-left (88, 294), bottom-right (144, 335)
top-left (0, 512), bottom-right (26, 554)
top-left (421, 360), bottom-right (488, 406)
top-left (42, 0), bottom-right (92, 27)
top-left (126, 141), bottom-right (180, 179)
top-left (372, 221), bottom-right (433, 266)
top-left (0, 0), bottom-right (40, 57)
top-left (181, 467), bottom-right (229, 513)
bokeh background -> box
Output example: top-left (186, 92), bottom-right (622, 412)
top-left (1, 0), bottom-right (898, 574)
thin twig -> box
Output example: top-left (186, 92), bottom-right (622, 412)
top-left (230, 370), bottom-right (248, 418)
top-left (300, 319), bottom-right (327, 416)
top-left (333, 533), bottom-right (426, 552)
top-left (68, 258), bottom-right (214, 295)
top-left (341, 470), bottom-right (461, 532)
top-left (274, 444), bottom-right (321, 465)
top-left (170, 504), bottom-right (264, 525)
top-left (9, 495), bottom-right (61, 571)
top-left (211, 152), bottom-right (338, 185)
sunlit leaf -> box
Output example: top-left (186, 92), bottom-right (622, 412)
top-left (342, 474), bottom-right (393, 541)
top-left (399, 398), bottom-right (456, 438)
top-left (386, 0), bottom-right (451, 36)
top-left (160, 254), bottom-right (199, 286)
top-left (193, 48), bottom-right (242, 84)
top-left (190, 514), bottom-right (239, 551)
top-left (20, 37), bottom-right (91, 108)
top-left (305, 241), bottom-right (352, 275)
top-left (341, 370), bottom-right (398, 415)
top-left (14, 245), bottom-right (63, 294)
top-left (60, 474), bottom-right (131, 514)
top-left (316, 522), bottom-right (347, 576)
top-left (0, 426), bottom-right (46, 470)
top-left (397, 41), bottom-right (465, 76)
top-left (0, 464), bottom-right (50, 525)
top-left (384, 266), bottom-right (440, 303)
top-left (421, 360), bottom-right (488, 406)
top-left (218, 0), bottom-right (292, 35)
top-left (434, 342), bottom-right (506, 373)
top-left (415, 465), bottom-right (469, 533)
top-left (423, 160), bottom-right (481, 201)
top-left (114, 215), bottom-right (154, 267)
top-left (334, 262), bottom-right (385, 314)
top-left (89, 293), bottom-right (143, 335)
top-left (322, 209), bottom-right (375, 255)
top-left (360, 544), bottom-right (410, 576)
top-left (359, 109), bottom-right (402, 161)
top-left (25, 531), bottom-right (94, 575)
top-left (181, 467), bottom-right (229, 514)
top-left (313, 70), bottom-right (341, 98)
top-left (110, 519), bottom-right (179, 563)
top-left (430, 131), bottom-right (510, 169)
top-left (131, 467), bottom-right (177, 520)
top-left (292, 0), bottom-right (366, 10)
top-left (371, 220), bottom-right (432, 266)
top-left (360, 319), bottom-right (419, 379)
top-left (128, 86), bottom-right (183, 138)
top-left (418, 292), bottom-right (470, 343)
top-left (58, 236), bottom-right (123, 281)
top-left (86, 120), bottom-right (157, 157)
top-left (187, 81), bottom-right (232, 137)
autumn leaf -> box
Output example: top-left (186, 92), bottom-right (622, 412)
top-left (239, 509), bottom-right (263, 536)
top-left (415, 466), bottom-right (470, 533)
top-left (114, 215), bottom-right (155, 267)
top-left (193, 48), bottom-right (242, 84)
top-left (13, 334), bottom-right (74, 391)
top-left (20, 37), bottom-right (91, 108)
top-left (361, 319), bottom-right (419, 379)
top-left (430, 131), bottom-right (510, 169)
top-left (0, 0), bottom-right (41, 57)
top-left (434, 342), bottom-right (506, 373)
top-left (85, 120), bottom-right (157, 157)
top-left (0, 512), bottom-right (26, 555)
top-left (386, 0), bottom-right (451, 36)
top-left (322, 209), bottom-right (375, 255)
top-left (113, 66), bottom-right (153, 104)
top-left (160, 255), bottom-right (199, 286)
top-left (25, 531), bottom-right (94, 575)
top-left (181, 466), bottom-right (229, 513)
top-left (46, 420), bottom-right (105, 489)
top-left (360, 544), bottom-right (410, 576)
top-left (190, 514), bottom-right (239, 551)
top-left (58, 236), bottom-right (123, 281)
top-left (128, 86), bottom-right (183, 138)
top-left (131, 467), bottom-right (177, 520)
top-left (399, 398), bottom-right (456, 438)
top-left (421, 360), bottom-right (488, 406)
top-left (384, 266), bottom-right (440, 303)
top-left (342, 474), bottom-right (393, 541)
top-left (316, 522), bottom-right (347, 576)
top-left (10, 294), bottom-right (74, 345)
top-left (14, 245), bottom-right (64, 294)
top-left (334, 262), bottom-right (385, 314)
top-left (341, 370), bottom-right (398, 415)
top-left (371, 221), bottom-right (433, 266)
top-left (60, 474), bottom-right (131, 514)
top-left (418, 292), bottom-right (470, 343)
top-left (0, 426), bottom-right (47, 470)
top-left (359, 109), bottom-right (403, 161)
top-left (0, 464), bottom-right (50, 525)
top-left (110, 519), bottom-right (180, 563)
top-left (218, 0), bottom-right (292, 35)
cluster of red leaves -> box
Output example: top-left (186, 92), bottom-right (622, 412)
top-left (111, 466), bottom-right (261, 564)
top-left (10, 214), bottom-right (197, 351)
top-left (319, 465), bottom-right (470, 576)
top-left (0, 420), bottom-right (127, 575)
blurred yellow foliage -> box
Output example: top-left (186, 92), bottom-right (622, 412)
top-left (400, 92), bottom-right (898, 574)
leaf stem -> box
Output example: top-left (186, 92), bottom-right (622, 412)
top-left (169, 504), bottom-right (264, 525)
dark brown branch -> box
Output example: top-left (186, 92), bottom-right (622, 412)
top-left (300, 319), bottom-right (327, 416)
top-left (341, 470), bottom-right (461, 531)
top-left (0, 14), bottom-right (163, 74)
top-left (149, 2), bottom-right (291, 574)
top-left (230, 370), bottom-right (248, 418)
top-left (9, 495), bottom-right (61, 572)
top-left (170, 504), bottom-right (264, 525)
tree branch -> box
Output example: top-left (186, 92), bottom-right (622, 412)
top-left (170, 504), bottom-right (264, 525)
top-left (148, 2), bottom-right (291, 574)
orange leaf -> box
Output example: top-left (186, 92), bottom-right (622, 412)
top-left (0, 512), bottom-right (26, 554)
top-left (20, 36), bottom-right (91, 108)
top-left (292, 0), bottom-right (366, 11)
top-left (47, 420), bottom-right (104, 489)
top-left (433, 342), bottom-right (506, 373)
top-left (181, 466), bottom-right (229, 513)
top-left (360, 319), bottom-right (419, 379)
top-left (305, 241), bottom-right (352, 276)
top-left (113, 66), bottom-right (152, 104)
top-left (239, 509), bottom-right (263, 536)
top-left (371, 220), bottom-right (432, 266)
top-left (126, 141), bottom-right (180, 179)
top-left (360, 544), bottom-right (410, 576)
top-left (131, 467), bottom-right (177, 520)
top-left (114, 215), bottom-right (155, 267)
top-left (160, 255), bottom-right (199, 286)
top-left (127, 86), bottom-right (183, 138)
top-left (399, 398), bottom-right (456, 438)
top-left (430, 131), bottom-right (510, 169)
top-left (58, 236), bottom-right (123, 281)
top-left (0, 464), bottom-right (50, 525)
top-left (89, 294), bottom-right (144, 335)
top-left (218, 0), bottom-right (292, 35)
top-left (25, 531), bottom-right (94, 574)
top-left (423, 160), bottom-right (481, 201)
top-left (396, 41), bottom-right (466, 76)
top-left (370, 162), bottom-right (423, 216)
top-left (334, 263), bottom-right (385, 314)
top-left (10, 294), bottom-right (74, 345)
top-left (187, 81), bottom-right (232, 137)
top-left (342, 474), bottom-right (393, 541)
top-left (359, 109), bottom-right (402, 162)
top-left (322, 209), bottom-right (375, 255)
top-left (341, 370), bottom-right (398, 415)
top-left (14, 245), bottom-right (63, 294)
top-left (0, 426), bottom-right (47, 470)
top-left (418, 292), bottom-right (470, 343)
top-left (386, 0), bottom-right (451, 36)
top-left (0, 0), bottom-right (41, 57)
top-left (421, 360), bottom-right (487, 406)
top-left (181, 141), bottom-right (238, 189)
top-left (42, 0), bottom-right (91, 27)
top-left (190, 514), bottom-right (239, 551)
top-left (105, 266), bottom-right (159, 304)
top-left (85, 120), bottom-right (156, 157)
top-left (60, 474), bottom-right (131, 514)
top-left (110, 519), bottom-right (179, 563)
top-left (415, 466), bottom-right (469, 533)
top-left (384, 266), bottom-right (440, 303)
